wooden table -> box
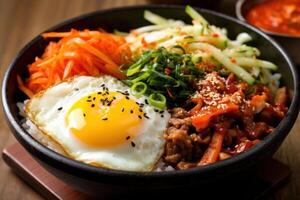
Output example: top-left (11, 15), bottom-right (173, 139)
top-left (0, 0), bottom-right (299, 199)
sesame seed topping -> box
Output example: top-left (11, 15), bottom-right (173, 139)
top-left (91, 104), bottom-right (95, 108)
top-left (138, 115), bottom-right (142, 119)
top-left (130, 110), bottom-right (133, 114)
top-left (126, 136), bottom-right (130, 140)
top-left (102, 117), bottom-right (108, 121)
top-left (143, 113), bottom-right (149, 119)
top-left (57, 107), bottom-right (63, 111)
top-left (131, 141), bottom-right (136, 147)
top-left (74, 88), bottom-right (79, 91)
top-left (145, 99), bottom-right (149, 105)
top-left (125, 96), bottom-right (130, 100)
top-left (121, 108), bottom-right (125, 112)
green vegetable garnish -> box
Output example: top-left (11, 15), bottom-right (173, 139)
top-left (148, 93), bottom-right (166, 109)
top-left (125, 47), bottom-right (205, 108)
top-left (131, 82), bottom-right (147, 98)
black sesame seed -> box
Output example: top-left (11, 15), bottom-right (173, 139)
top-left (88, 96), bottom-right (91, 99)
top-left (102, 118), bottom-right (108, 121)
top-left (139, 108), bottom-right (143, 112)
top-left (154, 109), bottom-right (159, 112)
top-left (83, 113), bottom-right (86, 117)
top-left (138, 115), bottom-right (142, 119)
top-left (113, 96), bottom-right (116, 100)
top-left (91, 104), bottom-right (95, 108)
top-left (101, 84), bottom-right (105, 87)
top-left (130, 110), bottom-right (133, 114)
top-left (93, 97), bottom-right (96, 100)
top-left (106, 91), bottom-right (109, 95)
top-left (131, 141), bottom-right (136, 147)
top-left (159, 110), bottom-right (164, 114)
top-left (139, 103), bottom-right (144, 107)
top-left (161, 115), bottom-right (164, 118)
top-left (57, 107), bottom-right (63, 111)
top-left (125, 96), bottom-right (130, 100)
top-left (126, 136), bottom-right (130, 140)
top-left (86, 100), bottom-right (92, 102)
top-left (145, 99), bottom-right (149, 105)
top-left (144, 113), bottom-right (149, 119)
top-left (97, 92), bottom-right (102, 94)
top-left (121, 108), bottom-right (125, 112)
top-left (74, 88), bottom-right (79, 91)
top-left (135, 102), bottom-right (139, 105)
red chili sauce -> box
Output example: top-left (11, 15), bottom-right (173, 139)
top-left (246, 0), bottom-right (300, 36)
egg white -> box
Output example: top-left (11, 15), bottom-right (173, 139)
top-left (25, 76), bottom-right (170, 172)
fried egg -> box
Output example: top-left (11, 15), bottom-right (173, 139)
top-left (25, 76), bottom-right (170, 172)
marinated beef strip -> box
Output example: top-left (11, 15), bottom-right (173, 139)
top-left (163, 72), bottom-right (288, 169)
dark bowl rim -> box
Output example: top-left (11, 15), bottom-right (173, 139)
top-left (235, 0), bottom-right (300, 38)
top-left (2, 4), bottom-right (300, 179)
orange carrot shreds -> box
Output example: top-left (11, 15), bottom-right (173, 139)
top-left (19, 29), bottom-right (132, 97)
top-left (191, 103), bottom-right (239, 130)
top-left (198, 128), bottom-right (226, 166)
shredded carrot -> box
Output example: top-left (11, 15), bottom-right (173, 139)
top-left (191, 103), bottom-right (239, 130)
top-left (198, 129), bottom-right (225, 166)
top-left (250, 93), bottom-right (267, 113)
top-left (19, 29), bottom-right (132, 97)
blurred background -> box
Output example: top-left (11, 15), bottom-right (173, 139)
top-left (0, 0), bottom-right (299, 200)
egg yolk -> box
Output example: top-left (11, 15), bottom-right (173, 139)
top-left (65, 91), bottom-right (144, 147)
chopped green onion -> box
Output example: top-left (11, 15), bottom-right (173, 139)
top-left (148, 93), bottom-right (166, 109)
top-left (126, 51), bottom-right (152, 76)
top-left (125, 47), bottom-right (205, 107)
top-left (170, 45), bottom-right (186, 54)
top-left (131, 82), bottom-right (147, 98)
top-left (131, 71), bottom-right (150, 83)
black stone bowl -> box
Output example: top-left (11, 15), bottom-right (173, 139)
top-left (2, 5), bottom-right (300, 198)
